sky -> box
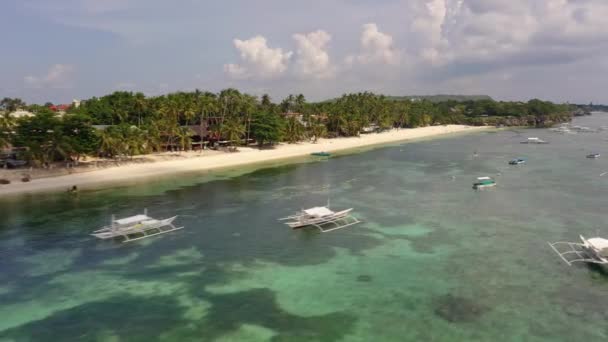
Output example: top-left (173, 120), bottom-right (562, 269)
top-left (2, 0), bottom-right (608, 104)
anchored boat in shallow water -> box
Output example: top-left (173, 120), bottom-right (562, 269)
top-left (311, 152), bottom-right (331, 157)
top-left (279, 202), bottom-right (360, 232)
top-left (521, 137), bottom-right (548, 144)
top-left (548, 235), bottom-right (608, 266)
top-left (92, 209), bottom-right (184, 242)
top-left (509, 158), bottom-right (526, 165)
top-left (473, 176), bottom-right (496, 190)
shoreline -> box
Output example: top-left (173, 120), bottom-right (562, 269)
top-left (0, 125), bottom-right (489, 196)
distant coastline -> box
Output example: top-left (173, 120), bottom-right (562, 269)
top-left (0, 125), bottom-right (488, 196)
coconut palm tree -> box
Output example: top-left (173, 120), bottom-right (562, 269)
top-left (134, 92), bottom-right (147, 127)
top-left (220, 117), bottom-right (245, 151)
top-left (176, 126), bottom-right (193, 152)
top-left (284, 117), bottom-right (305, 143)
top-left (0, 112), bottom-right (14, 149)
top-left (308, 121), bottom-right (327, 143)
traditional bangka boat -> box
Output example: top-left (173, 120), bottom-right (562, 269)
top-left (311, 152), bottom-right (331, 157)
top-left (586, 153), bottom-right (601, 159)
top-left (548, 235), bottom-right (608, 266)
top-left (279, 202), bottom-right (360, 232)
top-left (91, 209), bottom-right (183, 242)
top-left (521, 137), bottom-right (548, 144)
top-left (509, 158), bottom-right (526, 165)
top-left (473, 176), bottom-right (496, 190)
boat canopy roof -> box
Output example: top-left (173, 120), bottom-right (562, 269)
top-left (114, 214), bottom-right (151, 225)
top-left (304, 207), bottom-right (334, 217)
top-left (477, 176), bottom-right (493, 180)
top-left (587, 237), bottom-right (608, 250)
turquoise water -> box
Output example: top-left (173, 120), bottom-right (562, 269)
top-left (1, 116), bottom-right (608, 341)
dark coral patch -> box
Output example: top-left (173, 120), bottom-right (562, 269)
top-left (434, 294), bottom-right (486, 323)
top-left (357, 275), bottom-right (373, 282)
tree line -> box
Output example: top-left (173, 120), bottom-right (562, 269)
top-left (0, 91), bottom-right (573, 166)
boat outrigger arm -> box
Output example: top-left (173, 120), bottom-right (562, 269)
top-left (548, 236), bottom-right (608, 266)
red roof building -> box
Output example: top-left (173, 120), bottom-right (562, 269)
top-left (49, 104), bottom-right (71, 112)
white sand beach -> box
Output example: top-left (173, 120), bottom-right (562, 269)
top-left (0, 125), bottom-right (488, 196)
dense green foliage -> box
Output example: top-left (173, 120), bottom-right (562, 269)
top-left (0, 91), bottom-right (574, 166)
top-left (388, 95), bottom-right (493, 103)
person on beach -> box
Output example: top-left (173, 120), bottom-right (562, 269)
top-left (68, 185), bottom-right (78, 194)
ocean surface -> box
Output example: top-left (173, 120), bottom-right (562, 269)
top-left (1, 115), bottom-right (608, 341)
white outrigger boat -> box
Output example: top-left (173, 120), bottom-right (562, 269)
top-left (521, 137), bottom-right (548, 144)
top-left (548, 235), bottom-right (608, 266)
top-left (92, 209), bottom-right (183, 242)
top-left (279, 202), bottom-right (360, 233)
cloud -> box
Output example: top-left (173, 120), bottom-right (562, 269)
top-left (224, 36), bottom-right (293, 80)
top-left (347, 23), bottom-right (400, 66)
top-left (24, 64), bottom-right (76, 89)
top-left (409, 0), bottom-right (608, 72)
top-left (292, 30), bottom-right (333, 79)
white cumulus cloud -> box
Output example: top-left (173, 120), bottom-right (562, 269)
top-left (224, 36), bottom-right (293, 80)
top-left (293, 30), bottom-right (333, 79)
top-left (24, 64), bottom-right (76, 89)
top-left (347, 23), bottom-right (400, 66)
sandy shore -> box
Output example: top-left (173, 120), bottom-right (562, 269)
top-left (0, 125), bottom-right (488, 196)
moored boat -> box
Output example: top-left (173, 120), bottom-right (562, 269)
top-left (279, 203), bottom-right (360, 232)
top-left (548, 235), bottom-right (608, 267)
top-left (521, 137), bottom-right (548, 144)
top-left (586, 153), bottom-right (600, 159)
top-left (509, 158), bottom-right (526, 165)
top-left (92, 209), bottom-right (183, 242)
top-left (311, 152), bottom-right (331, 157)
top-left (473, 176), bottom-right (496, 190)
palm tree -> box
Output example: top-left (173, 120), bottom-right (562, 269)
top-left (295, 94), bottom-right (306, 113)
top-left (134, 92), bottom-right (147, 127)
top-left (284, 117), bottom-right (305, 143)
top-left (220, 117), bottom-right (245, 151)
top-left (0, 112), bottom-right (14, 149)
top-left (176, 127), bottom-right (193, 152)
top-left (308, 121), bottom-right (327, 143)
top-left (98, 129), bottom-right (120, 158)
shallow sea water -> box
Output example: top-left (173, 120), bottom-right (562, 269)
top-left (1, 116), bottom-right (608, 341)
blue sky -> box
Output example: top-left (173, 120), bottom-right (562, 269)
top-left (3, 0), bottom-right (608, 104)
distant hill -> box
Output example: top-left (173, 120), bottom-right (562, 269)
top-left (387, 95), bottom-right (494, 103)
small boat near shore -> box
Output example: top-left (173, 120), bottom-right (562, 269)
top-left (279, 202), bottom-right (360, 232)
top-left (548, 235), bottom-right (608, 266)
top-left (521, 137), bottom-right (548, 144)
top-left (473, 177), bottom-right (496, 190)
top-left (509, 158), bottom-right (526, 165)
top-left (311, 152), bottom-right (331, 157)
top-left (586, 153), bottom-right (600, 159)
top-left (92, 209), bottom-right (183, 242)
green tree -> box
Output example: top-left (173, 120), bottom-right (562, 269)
top-left (61, 114), bottom-right (99, 161)
top-left (13, 109), bottom-right (65, 166)
top-left (0, 98), bottom-right (26, 113)
top-left (250, 112), bottom-right (282, 147)
top-left (221, 117), bottom-right (245, 151)
top-left (283, 117), bottom-right (305, 143)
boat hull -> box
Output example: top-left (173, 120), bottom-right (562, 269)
top-left (473, 183), bottom-right (496, 190)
